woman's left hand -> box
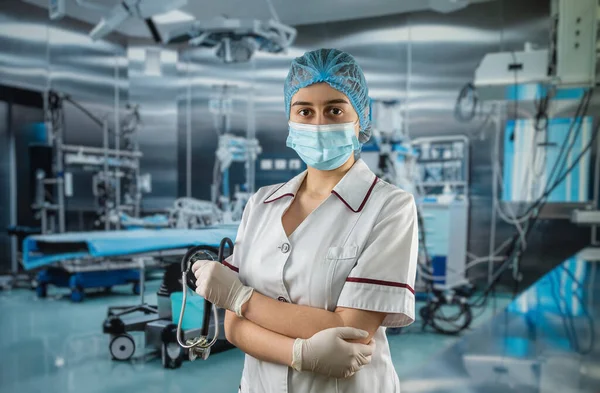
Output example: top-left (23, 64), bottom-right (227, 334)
top-left (192, 260), bottom-right (254, 317)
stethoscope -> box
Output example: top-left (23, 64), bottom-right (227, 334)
top-left (176, 237), bottom-right (234, 361)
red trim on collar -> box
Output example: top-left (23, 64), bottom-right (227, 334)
top-left (264, 193), bottom-right (294, 204)
top-left (345, 277), bottom-right (415, 294)
top-left (331, 177), bottom-right (379, 213)
top-left (223, 260), bottom-right (239, 273)
top-left (263, 182), bottom-right (295, 204)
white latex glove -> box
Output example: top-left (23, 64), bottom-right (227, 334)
top-left (291, 327), bottom-right (376, 379)
top-left (192, 260), bottom-right (254, 317)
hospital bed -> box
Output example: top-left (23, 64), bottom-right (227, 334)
top-left (22, 226), bottom-right (239, 302)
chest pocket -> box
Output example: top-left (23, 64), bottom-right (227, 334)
top-left (325, 245), bottom-right (358, 311)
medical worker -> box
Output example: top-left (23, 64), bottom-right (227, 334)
top-left (193, 48), bottom-right (418, 393)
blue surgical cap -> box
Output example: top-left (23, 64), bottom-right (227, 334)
top-left (284, 48), bottom-right (372, 144)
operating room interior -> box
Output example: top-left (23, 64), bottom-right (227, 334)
top-left (1, 0), bottom-right (599, 392)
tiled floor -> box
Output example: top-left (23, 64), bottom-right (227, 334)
top-left (0, 269), bottom-right (537, 393)
top-left (401, 251), bottom-right (600, 393)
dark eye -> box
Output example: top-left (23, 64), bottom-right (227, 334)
top-left (298, 109), bottom-right (312, 117)
top-left (330, 107), bottom-right (343, 116)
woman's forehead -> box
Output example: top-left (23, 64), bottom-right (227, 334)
top-left (292, 83), bottom-right (349, 103)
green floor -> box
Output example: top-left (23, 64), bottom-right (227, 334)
top-left (0, 278), bottom-right (512, 393)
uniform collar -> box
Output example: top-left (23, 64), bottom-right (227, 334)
top-left (263, 159), bottom-right (378, 213)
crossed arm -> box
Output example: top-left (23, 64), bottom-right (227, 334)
top-left (224, 291), bottom-right (386, 367)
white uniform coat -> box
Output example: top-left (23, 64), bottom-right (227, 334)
top-left (224, 159), bottom-right (418, 393)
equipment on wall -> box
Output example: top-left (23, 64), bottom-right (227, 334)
top-left (425, 87), bottom-right (600, 335)
top-left (442, 0), bottom-right (600, 336)
top-left (474, 0), bottom-right (598, 99)
top-left (39, 91), bottom-right (149, 233)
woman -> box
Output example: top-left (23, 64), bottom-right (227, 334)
top-left (193, 48), bottom-right (418, 393)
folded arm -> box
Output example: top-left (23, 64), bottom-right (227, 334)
top-left (238, 192), bottom-right (418, 343)
top-left (224, 310), bottom-right (295, 366)
top-left (242, 292), bottom-right (385, 344)
top-left (225, 310), bottom-right (376, 379)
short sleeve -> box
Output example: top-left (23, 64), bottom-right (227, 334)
top-left (223, 194), bottom-right (256, 273)
top-left (336, 191), bottom-right (418, 327)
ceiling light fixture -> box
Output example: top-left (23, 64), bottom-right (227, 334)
top-left (153, 9), bottom-right (195, 24)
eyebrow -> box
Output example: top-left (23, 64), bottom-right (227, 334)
top-left (291, 99), bottom-right (350, 107)
top-left (291, 101), bottom-right (313, 107)
top-left (325, 99), bottom-right (350, 105)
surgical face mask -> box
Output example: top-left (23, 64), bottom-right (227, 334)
top-left (286, 121), bottom-right (360, 171)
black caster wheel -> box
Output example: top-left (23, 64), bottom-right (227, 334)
top-left (36, 283), bottom-right (47, 298)
top-left (103, 316), bottom-right (126, 335)
top-left (109, 334), bottom-right (135, 361)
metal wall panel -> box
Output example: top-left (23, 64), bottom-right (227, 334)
top-left (0, 0), bottom-right (129, 239)
top-left (129, 46), bottom-right (179, 209)
top-left (0, 102), bottom-right (10, 271)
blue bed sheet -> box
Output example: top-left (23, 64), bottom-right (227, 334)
top-left (22, 226), bottom-right (239, 270)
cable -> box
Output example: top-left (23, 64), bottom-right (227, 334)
top-left (419, 292), bottom-right (473, 335)
top-left (534, 85), bottom-right (554, 132)
top-left (469, 109), bottom-right (598, 308)
top-left (546, 89), bottom-right (591, 184)
top-left (63, 95), bottom-right (105, 129)
top-left (497, 88), bottom-right (592, 222)
top-left (421, 85), bottom-right (595, 334)
top-left (559, 264), bottom-right (596, 355)
top-left (550, 271), bottom-right (579, 352)
top-left (422, 23), bottom-right (594, 338)
top-left (417, 256), bottom-right (505, 282)
top-left (537, 119), bottom-right (598, 203)
top-left (510, 51), bottom-right (519, 127)
top-left (492, 113), bottom-right (530, 249)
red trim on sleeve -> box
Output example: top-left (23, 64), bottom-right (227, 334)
top-left (223, 260), bottom-right (239, 273)
top-left (331, 177), bottom-right (379, 213)
top-left (345, 277), bottom-right (415, 294)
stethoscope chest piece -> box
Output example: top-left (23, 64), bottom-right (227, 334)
top-left (187, 337), bottom-right (211, 361)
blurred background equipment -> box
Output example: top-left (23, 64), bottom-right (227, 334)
top-left (82, 0), bottom-right (188, 41)
top-left (164, 16), bottom-right (297, 63)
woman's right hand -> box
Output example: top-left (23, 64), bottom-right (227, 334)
top-left (291, 327), bottom-right (376, 379)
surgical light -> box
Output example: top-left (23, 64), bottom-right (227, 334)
top-left (153, 10), bottom-right (195, 24)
